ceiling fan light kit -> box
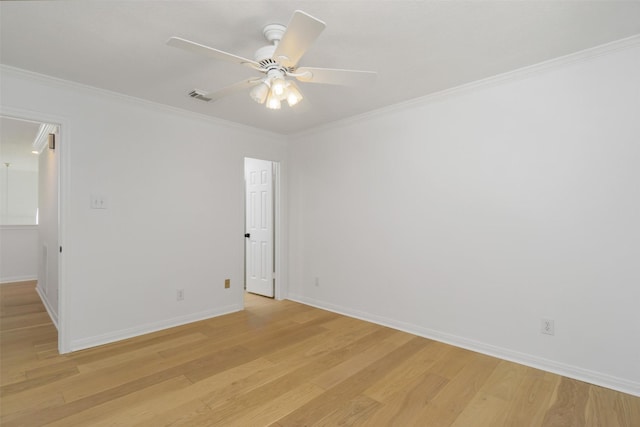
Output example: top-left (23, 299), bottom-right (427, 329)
top-left (249, 80), bottom-right (270, 104)
top-left (167, 10), bottom-right (376, 110)
top-left (266, 90), bottom-right (281, 110)
top-left (285, 83), bottom-right (303, 107)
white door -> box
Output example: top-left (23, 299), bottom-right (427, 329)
top-left (245, 158), bottom-right (274, 297)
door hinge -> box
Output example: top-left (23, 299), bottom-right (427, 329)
top-left (59, 246), bottom-right (62, 253)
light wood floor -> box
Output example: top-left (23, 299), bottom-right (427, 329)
top-left (1, 281), bottom-right (638, 426)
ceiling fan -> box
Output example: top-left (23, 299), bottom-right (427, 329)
top-left (167, 10), bottom-right (377, 110)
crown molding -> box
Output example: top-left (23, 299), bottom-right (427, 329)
top-left (0, 64), bottom-right (285, 142)
top-left (3, 33), bottom-right (638, 142)
top-left (291, 34), bottom-right (640, 140)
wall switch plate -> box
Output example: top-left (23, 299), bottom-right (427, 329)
top-left (541, 319), bottom-right (555, 335)
top-left (90, 194), bottom-right (108, 209)
top-left (224, 279), bottom-right (230, 289)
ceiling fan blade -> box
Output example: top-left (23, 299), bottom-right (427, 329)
top-left (167, 37), bottom-right (259, 69)
top-left (294, 67), bottom-right (377, 86)
top-left (272, 11), bottom-right (326, 68)
top-left (199, 78), bottom-right (262, 102)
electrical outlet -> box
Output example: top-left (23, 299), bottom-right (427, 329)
top-left (314, 277), bottom-right (320, 287)
top-left (224, 279), bottom-right (230, 289)
top-left (176, 289), bottom-right (184, 301)
top-left (541, 319), bottom-right (554, 335)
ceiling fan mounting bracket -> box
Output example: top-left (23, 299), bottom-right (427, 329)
top-left (255, 23), bottom-right (289, 63)
top-left (262, 24), bottom-right (287, 44)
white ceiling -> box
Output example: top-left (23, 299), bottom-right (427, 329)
top-left (0, 117), bottom-right (41, 172)
top-left (1, 1), bottom-right (640, 135)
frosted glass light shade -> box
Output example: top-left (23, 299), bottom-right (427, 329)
top-left (250, 82), bottom-right (269, 104)
top-left (286, 85), bottom-right (303, 107)
top-left (271, 77), bottom-right (287, 96)
top-left (266, 90), bottom-right (281, 109)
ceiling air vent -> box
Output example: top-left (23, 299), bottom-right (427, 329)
top-left (188, 89), bottom-right (212, 102)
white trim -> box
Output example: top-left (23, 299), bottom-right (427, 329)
top-left (69, 304), bottom-right (242, 352)
top-left (0, 225), bottom-right (39, 230)
top-left (288, 294), bottom-right (640, 398)
top-left (0, 276), bottom-right (37, 285)
top-left (273, 161), bottom-right (284, 300)
top-left (36, 285), bottom-right (59, 329)
top-left (291, 34), bottom-right (640, 139)
top-left (0, 64), bottom-right (284, 141)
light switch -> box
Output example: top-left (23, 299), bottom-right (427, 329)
top-left (90, 195), bottom-right (108, 209)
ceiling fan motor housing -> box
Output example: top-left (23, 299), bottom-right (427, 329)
top-left (254, 23), bottom-right (287, 65)
top-left (254, 45), bottom-right (277, 63)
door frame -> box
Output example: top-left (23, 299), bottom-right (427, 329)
top-left (0, 106), bottom-right (69, 353)
top-left (244, 158), bottom-right (283, 300)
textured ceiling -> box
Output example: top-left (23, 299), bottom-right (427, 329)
top-left (1, 1), bottom-right (640, 135)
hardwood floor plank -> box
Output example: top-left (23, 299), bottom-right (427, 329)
top-left (309, 394), bottom-right (382, 427)
top-left (586, 384), bottom-right (626, 427)
top-left (3, 368), bottom-right (191, 426)
top-left (82, 358), bottom-right (277, 426)
top-left (451, 393), bottom-right (510, 427)
top-left (424, 344), bottom-right (476, 380)
top-left (60, 352), bottom-right (168, 402)
top-left (542, 377), bottom-right (591, 427)
top-left (226, 382), bottom-right (326, 427)
top-left (0, 388), bottom-right (66, 425)
top-left (403, 353), bottom-right (502, 427)
top-left (362, 339), bottom-right (448, 402)
top-left (310, 331), bottom-right (415, 390)
top-left (196, 329), bottom-right (404, 425)
top-left (479, 360), bottom-right (530, 401)
top-left (449, 360), bottom-right (531, 426)
top-left (501, 370), bottom-right (559, 426)
top-left (45, 376), bottom-right (194, 427)
top-left (585, 384), bottom-right (640, 427)
top-left (132, 398), bottom-right (212, 427)
top-left (74, 332), bottom-right (210, 373)
top-left (0, 311), bottom-right (52, 332)
top-left (1, 283), bottom-right (639, 426)
top-left (68, 324), bottom-right (211, 365)
top-left (358, 372), bottom-right (449, 426)
top-left (263, 317), bottom-right (381, 364)
top-left (0, 363), bottom-right (79, 396)
top-left (274, 336), bottom-right (429, 426)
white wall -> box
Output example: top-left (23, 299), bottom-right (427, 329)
top-left (288, 41), bottom-right (640, 395)
top-left (0, 225), bottom-right (38, 283)
top-left (0, 168), bottom-right (38, 225)
top-left (0, 67), bottom-right (288, 351)
top-left (37, 129), bottom-right (59, 325)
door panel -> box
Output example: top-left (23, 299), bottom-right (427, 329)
top-left (245, 158), bottom-right (273, 297)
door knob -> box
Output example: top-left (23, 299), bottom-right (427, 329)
top-left (245, 233), bottom-right (250, 238)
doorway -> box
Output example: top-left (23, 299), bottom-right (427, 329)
top-left (0, 108), bottom-right (67, 353)
top-left (244, 157), bottom-right (280, 299)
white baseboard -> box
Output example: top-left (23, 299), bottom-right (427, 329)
top-left (1, 275), bottom-right (37, 284)
top-left (288, 294), bottom-right (640, 397)
top-left (35, 285), bottom-right (59, 329)
top-left (69, 304), bottom-right (243, 352)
